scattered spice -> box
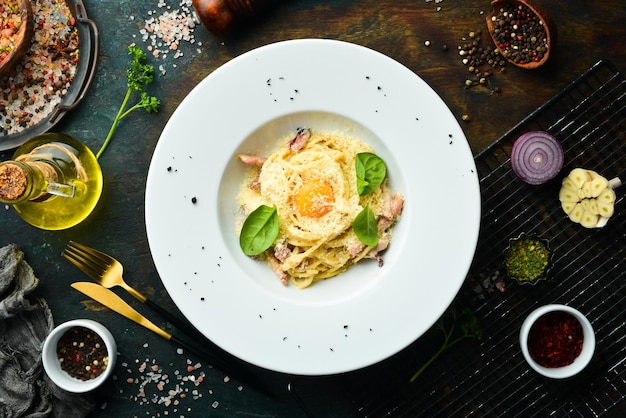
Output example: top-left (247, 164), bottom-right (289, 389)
top-left (489, 3), bottom-right (548, 65)
top-left (527, 311), bottom-right (584, 368)
top-left (57, 326), bottom-right (109, 381)
top-left (0, 0), bottom-right (79, 137)
top-left (504, 234), bottom-right (551, 283)
top-left (469, 267), bottom-right (507, 298)
top-left (457, 30), bottom-right (505, 93)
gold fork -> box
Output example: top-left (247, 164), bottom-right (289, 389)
top-left (62, 240), bottom-right (198, 337)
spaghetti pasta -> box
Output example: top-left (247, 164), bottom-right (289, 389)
top-left (237, 129), bottom-right (404, 288)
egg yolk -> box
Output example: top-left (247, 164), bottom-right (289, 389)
top-left (293, 178), bottom-right (335, 218)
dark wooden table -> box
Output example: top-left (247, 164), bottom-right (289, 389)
top-left (2, 0), bottom-right (625, 416)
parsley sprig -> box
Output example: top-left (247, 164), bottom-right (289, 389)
top-left (409, 304), bottom-right (482, 383)
top-left (96, 46), bottom-right (160, 159)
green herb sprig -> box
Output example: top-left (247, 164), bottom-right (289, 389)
top-left (96, 46), bottom-right (160, 159)
top-left (240, 205), bottom-right (280, 256)
top-left (409, 304), bottom-right (482, 383)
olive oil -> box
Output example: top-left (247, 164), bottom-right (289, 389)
top-left (2, 133), bottom-right (103, 230)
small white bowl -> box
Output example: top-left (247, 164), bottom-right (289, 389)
top-left (520, 304), bottom-right (595, 379)
top-left (42, 319), bottom-right (117, 393)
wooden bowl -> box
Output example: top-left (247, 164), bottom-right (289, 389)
top-left (486, 0), bottom-right (557, 69)
top-left (0, 0), bottom-right (35, 78)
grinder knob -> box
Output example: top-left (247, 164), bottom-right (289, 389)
top-left (192, 0), bottom-right (280, 34)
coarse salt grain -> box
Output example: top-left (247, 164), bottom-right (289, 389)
top-left (133, 0), bottom-right (202, 75)
top-left (115, 349), bottom-right (227, 416)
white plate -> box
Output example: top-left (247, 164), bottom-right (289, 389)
top-left (145, 39), bottom-right (480, 376)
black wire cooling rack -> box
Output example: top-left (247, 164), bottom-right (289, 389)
top-left (339, 59), bottom-right (625, 417)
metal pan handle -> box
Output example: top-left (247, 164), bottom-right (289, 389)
top-left (49, 2), bottom-right (100, 124)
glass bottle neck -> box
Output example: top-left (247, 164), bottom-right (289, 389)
top-left (0, 160), bottom-right (75, 204)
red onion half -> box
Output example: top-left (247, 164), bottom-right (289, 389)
top-left (510, 131), bottom-right (564, 185)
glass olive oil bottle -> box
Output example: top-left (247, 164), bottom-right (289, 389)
top-left (0, 133), bottom-right (103, 230)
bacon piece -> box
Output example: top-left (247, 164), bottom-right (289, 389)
top-left (348, 242), bottom-right (366, 258)
top-left (366, 253), bottom-right (384, 267)
top-left (287, 127), bottom-right (311, 151)
top-left (236, 154), bottom-right (267, 166)
top-left (363, 235), bottom-right (390, 266)
top-left (378, 192), bottom-right (405, 230)
top-left (385, 192), bottom-right (405, 219)
top-left (392, 194), bottom-right (404, 216)
top-left (274, 243), bottom-right (291, 263)
top-left (266, 254), bottom-right (288, 285)
top-left (373, 235), bottom-right (390, 253)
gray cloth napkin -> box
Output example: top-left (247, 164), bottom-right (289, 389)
top-left (0, 244), bottom-right (96, 418)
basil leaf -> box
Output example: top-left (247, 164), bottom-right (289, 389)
top-left (353, 205), bottom-right (378, 247)
top-left (355, 152), bottom-right (386, 196)
top-left (240, 205), bottom-right (280, 256)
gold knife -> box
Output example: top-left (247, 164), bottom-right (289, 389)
top-left (70, 282), bottom-right (274, 397)
top-left (72, 282), bottom-right (170, 339)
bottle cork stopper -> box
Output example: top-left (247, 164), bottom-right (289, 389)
top-left (0, 163), bottom-right (28, 201)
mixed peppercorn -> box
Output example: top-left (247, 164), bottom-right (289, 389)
top-left (489, 3), bottom-right (549, 65)
top-left (57, 326), bottom-right (109, 381)
top-left (458, 30), bottom-right (505, 93)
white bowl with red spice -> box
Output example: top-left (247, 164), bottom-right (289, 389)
top-left (519, 304), bottom-right (595, 379)
top-left (42, 319), bottom-right (117, 393)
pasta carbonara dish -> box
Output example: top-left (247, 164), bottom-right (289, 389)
top-left (237, 128), bottom-right (404, 289)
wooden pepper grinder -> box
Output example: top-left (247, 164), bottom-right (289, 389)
top-left (192, 0), bottom-right (281, 35)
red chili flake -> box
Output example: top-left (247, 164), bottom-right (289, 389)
top-left (527, 311), bottom-right (584, 368)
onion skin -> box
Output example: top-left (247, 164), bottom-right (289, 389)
top-left (510, 131), bottom-right (564, 185)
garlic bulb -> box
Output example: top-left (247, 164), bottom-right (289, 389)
top-left (559, 168), bottom-right (621, 228)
